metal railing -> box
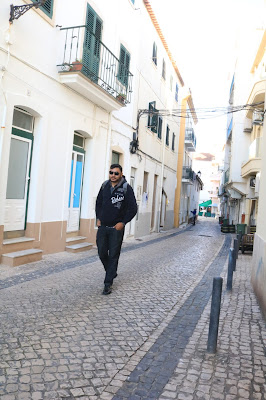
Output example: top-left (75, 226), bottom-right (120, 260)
top-left (57, 25), bottom-right (133, 104)
top-left (224, 168), bottom-right (230, 184)
top-left (182, 166), bottom-right (194, 181)
top-left (185, 127), bottom-right (197, 148)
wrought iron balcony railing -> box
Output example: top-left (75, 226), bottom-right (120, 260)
top-left (224, 168), bottom-right (230, 184)
top-left (57, 25), bottom-right (133, 104)
top-left (185, 127), bottom-right (196, 151)
top-left (182, 166), bottom-right (194, 181)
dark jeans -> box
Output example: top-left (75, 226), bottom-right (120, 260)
top-left (96, 226), bottom-right (125, 286)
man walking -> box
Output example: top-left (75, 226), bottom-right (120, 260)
top-left (95, 164), bottom-right (137, 295)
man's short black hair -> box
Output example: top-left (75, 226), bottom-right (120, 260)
top-left (110, 164), bottom-right (122, 172)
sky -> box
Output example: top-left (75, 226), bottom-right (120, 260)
top-left (151, 0), bottom-right (266, 155)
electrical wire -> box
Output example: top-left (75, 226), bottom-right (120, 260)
top-left (138, 101), bottom-right (265, 120)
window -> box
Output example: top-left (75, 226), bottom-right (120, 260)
top-left (147, 101), bottom-right (158, 133)
top-left (158, 117), bottom-right (163, 139)
top-left (172, 133), bottom-right (175, 151)
top-left (152, 42), bottom-right (157, 65)
top-left (143, 171), bottom-right (149, 194)
top-left (170, 75), bottom-right (173, 91)
top-left (73, 133), bottom-right (85, 148)
top-left (162, 59), bottom-right (166, 80)
top-left (175, 83), bottom-right (179, 102)
top-left (32, 0), bottom-right (54, 18)
top-left (112, 151), bottom-right (120, 164)
top-left (118, 45), bottom-right (131, 87)
top-left (12, 108), bottom-right (33, 133)
top-left (166, 125), bottom-right (169, 146)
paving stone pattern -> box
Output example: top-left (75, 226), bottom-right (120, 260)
top-left (159, 253), bottom-right (266, 400)
top-left (1, 219), bottom-right (261, 400)
top-left (0, 226), bottom-right (191, 291)
top-left (112, 235), bottom-right (231, 399)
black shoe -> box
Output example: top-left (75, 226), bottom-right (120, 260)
top-left (102, 285), bottom-right (112, 295)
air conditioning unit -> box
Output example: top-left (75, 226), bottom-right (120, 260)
top-left (250, 177), bottom-right (256, 188)
top-left (252, 110), bottom-right (264, 126)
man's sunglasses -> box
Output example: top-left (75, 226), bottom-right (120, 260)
top-left (109, 171), bottom-right (120, 176)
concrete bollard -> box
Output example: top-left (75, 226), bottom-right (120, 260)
top-left (207, 277), bottom-right (223, 353)
top-left (226, 248), bottom-right (234, 291)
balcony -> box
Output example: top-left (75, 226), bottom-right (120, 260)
top-left (182, 166), bottom-right (194, 184)
top-left (226, 117), bottom-right (233, 141)
top-left (241, 137), bottom-right (262, 178)
top-left (224, 168), bottom-right (230, 185)
top-left (185, 127), bottom-right (196, 152)
top-left (57, 26), bottom-right (133, 112)
top-left (218, 184), bottom-right (225, 197)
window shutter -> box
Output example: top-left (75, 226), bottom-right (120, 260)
top-left (172, 133), bottom-right (175, 150)
top-left (166, 125), bottom-right (169, 146)
top-left (32, 0), bottom-right (53, 18)
top-left (83, 5), bottom-right (102, 80)
top-left (158, 117), bottom-right (163, 139)
top-left (162, 59), bottom-right (166, 80)
top-left (119, 45), bottom-right (131, 87)
top-left (148, 101), bottom-right (158, 133)
top-left (175, 84), bottom-right (179, 102)
top-left (152, 42), bottom-right (157, 65)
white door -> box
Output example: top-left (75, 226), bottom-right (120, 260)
top-left (4, 135), bottom-right (32, 231)
top-left (67, 151), bottom-right (84, 232)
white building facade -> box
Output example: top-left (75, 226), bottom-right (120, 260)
top-left (0, 0), bottom-right (191, 264)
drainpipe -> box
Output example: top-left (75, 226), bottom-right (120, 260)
top-left (104, 111), bottom-right (112, 179)
top-left (157, 123), bottom-right (166, 232)
top-left (174, 95), bottom-right (189, 227)
top-left (0, 27), bottom-right (11, 163)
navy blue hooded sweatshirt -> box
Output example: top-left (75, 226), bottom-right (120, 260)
top-left (95, 177), bottom-right (137, 227)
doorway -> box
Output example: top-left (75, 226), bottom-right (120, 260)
top-left (4, 108), bottom-right (34, 232)
top-left (67, 133), bottom-right (85, 232)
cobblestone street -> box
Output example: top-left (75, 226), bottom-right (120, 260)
top-left (0, 219), bottom-right (265, 400)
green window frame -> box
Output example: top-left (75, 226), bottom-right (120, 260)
top-left (112, 151), bottom-right (120, 165)
top-left (32, 0), bottom-right (54, 18)
top-left (148, 101), bottom-right (158, 133)
top-left (152, 42), bottom-right (157, 65)
top-left (166, 125), bottom-right (170, 146)
top-left (118, 45), bottom-right (131, 87)
top-left (158, 117), bottom-right (163, 139)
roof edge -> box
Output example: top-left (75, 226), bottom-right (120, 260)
top-left (143, 0), bottom-right (185, 87)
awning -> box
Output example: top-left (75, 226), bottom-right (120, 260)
top-left (199, 200), bottom-right (212, 207)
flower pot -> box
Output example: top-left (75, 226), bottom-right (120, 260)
top-left (116, 94), bottom-right (126, 103)
top-left (70, 61), bottom-right (82, 71)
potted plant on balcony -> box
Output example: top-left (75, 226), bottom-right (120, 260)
top-left (70, 60), bottom-right (82, 72)
top-left (116, 92), bottom-right (126, 104)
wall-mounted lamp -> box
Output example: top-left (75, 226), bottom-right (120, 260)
top-left (9, 1), bottom-right (46, 23)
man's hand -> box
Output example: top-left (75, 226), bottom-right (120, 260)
top-left (96, 219), bottom-right (101, 227)
top-left (114, 222), bottom-right (125, 231)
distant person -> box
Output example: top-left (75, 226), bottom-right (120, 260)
top-left (191, 209), bottom-right (197, 225)
top-left (95, 164), bottom-right (137, 295)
